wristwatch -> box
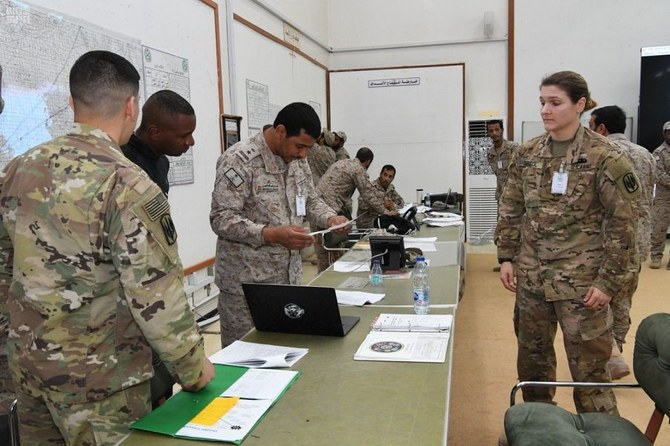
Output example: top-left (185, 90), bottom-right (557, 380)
top-left (498, 258), bottom-right (513, 265)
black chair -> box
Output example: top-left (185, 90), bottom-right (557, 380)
top-left (504, 313), bottom-right (670, 445)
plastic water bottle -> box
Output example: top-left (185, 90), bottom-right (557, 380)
top-left (412, 256), bottom-right (430, 314)
top-left (370, 259), bottom-right (383, 286)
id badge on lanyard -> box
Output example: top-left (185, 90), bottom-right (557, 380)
top-left (296, 194), bottom-right (306, 216)
top-left (551, 160), bottom-right (568, 195)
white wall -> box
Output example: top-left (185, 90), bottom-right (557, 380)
top-left (24, 0), bottom-right (221, 269)
top-left (514, 0), bottom-right (670, 143)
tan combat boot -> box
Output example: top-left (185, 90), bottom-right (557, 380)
top-left (650, 258), bottom-right (662, 269)
top-left (608, 344), bottom-right (630, 380)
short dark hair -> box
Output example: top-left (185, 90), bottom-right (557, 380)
top-left (139, 89), bottom-right (194, 130)
top-left (591, 105), bottom-right (627, 135)
top-left (486, 119), bottom-right (504, 131)
top-left (69, 50), bottom-right (140, 117)
top-left (273, 102), bottom-right (321, 139)
top-left (356, 147), bottom-right (374, 163)
top-left (380, 164), bottom-right (396, 175)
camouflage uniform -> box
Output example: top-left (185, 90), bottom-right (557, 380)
top-left (315, 159), bottom-right (387, 271)
top-left (307, 142), bottom-right (336, 186)
top-left (487, 139), bottom-right (520, 201)
top-left (608, 133), bottom-right (655, 348)
top-left (334, 146), bottom-right (351, 161)
top-left (0, 124), bottom-right (206, 444)
top-left (210, 131), bottom-right (336, 347)
top-left (496, 126), bottom-right (639, 414)
top-left (357, 178), bottom-right (405, 229)
top-left (650, 141), bottom-right (670, 262)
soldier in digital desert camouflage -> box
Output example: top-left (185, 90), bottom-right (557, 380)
top-left (210, 102), bottom-right (348, 348)
top-left (0, 50), bottom-right (214, 445)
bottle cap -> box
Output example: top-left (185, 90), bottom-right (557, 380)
top-left (416, 256), bottom-right (425, 261)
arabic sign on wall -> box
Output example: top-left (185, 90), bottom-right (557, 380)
top-left (368, 77), bottom-right (421, 88)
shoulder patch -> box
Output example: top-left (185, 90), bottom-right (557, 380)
top-left (605, 156), bottom-right (640, 199)
top-left (224, 168), bottom-right (245, 188)
top-left (142, 193), bottom-right (170, 221)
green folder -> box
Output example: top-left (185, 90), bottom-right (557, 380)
top-left (131, 364), bottom-right (301, 443)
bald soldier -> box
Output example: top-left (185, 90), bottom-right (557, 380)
top-left (210, 102), bottom-right (348, 348)
top-left (0, 50), bottom-right (213, 445)
top-left (122, 89), bottom-right (196, 195)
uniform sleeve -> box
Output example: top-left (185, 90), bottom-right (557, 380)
top-left (210, 155), bottom-right (265, 248)
top-left (594, 153), bottom-right (640, 296)
top-left (487, 147), bottom-right (498, 175)
top-left (387, 187), bottom-right (404, 207)
top-left (303, 161), bottom-right (337, 227)
top-left (354, 168), bottom-right (387, 215)
top-left (654, 149), bottom-right (670, 188)
top-left (495, 149), bottom-right (524, 260)
top-left (108, 176), bottom-right (206, 388)
top-left (0, 169), bottom-right (13, 323)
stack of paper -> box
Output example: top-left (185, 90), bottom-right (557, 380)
top-left (131, 365), bottom-right (300, 443)
top-left (422, 212), bottom-right (464, 227)
top-left (354, 314), bottom-right (453, 363)
top-left (209, 340), bottom-right (308, 368)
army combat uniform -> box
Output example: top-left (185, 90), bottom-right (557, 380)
top-left (607, 134), bottom-right (655, 349)
top-left (210, 131), bottom-right (336, 347)
top-left (496, 126), bottom-right (639, 415)
top-left (0, 124), bottom-right (206, 444)
top-left (357, 177), bottom-right (405, 229)
top-left (650, 141), bottom-right (670, 264)
top-left (487, 139), bottom-right (520, 202)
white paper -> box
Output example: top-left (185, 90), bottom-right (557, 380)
top-left (209, 340), bottom-right (308, 368)
top-left (336, 290), bottom-right (385, 306)
top-left (222, 369), bottom-right (299, 400)
top-left (333, 261), bottom-right (370, 273)
top-left (404, 237), bottom-right (438, 243)
top-left (354, 331), bottom-right (450, 363)
top-left (176, 399), bottom-right (273, 442)
top-left (371, 314), bottom-right (453, 332)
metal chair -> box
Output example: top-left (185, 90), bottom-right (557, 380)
top-left (504, 313), bottom-right (670, 445)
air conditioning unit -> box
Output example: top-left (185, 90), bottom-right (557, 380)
top-left (465, 119), bottom-right (498, 243)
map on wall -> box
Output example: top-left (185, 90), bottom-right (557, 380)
top-left (0, 0), bottom-right (143, 170)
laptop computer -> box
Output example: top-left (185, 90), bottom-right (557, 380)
top-left (241, 283), bottom-right (360, 337)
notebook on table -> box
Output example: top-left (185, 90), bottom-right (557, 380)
top-left (241, 283), bottom-right (360, 337)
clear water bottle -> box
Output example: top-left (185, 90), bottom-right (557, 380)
top-left (412, 256), bottom-right (430, 314)
top-left (370, 259), bottom-right (383, 286)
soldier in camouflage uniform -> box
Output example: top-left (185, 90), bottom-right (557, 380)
top-left (307, 131), bottom-right (336, 186)
top-left (486, 119), bottom-right (520, 202)
top-left (210, 103), bottom-right (347, 348)
top-left (590, 105), bottom-right (655, 379)
top-left (315, 148), bottom-right (394, 271)
top-left (324, 129), bottom-right (350, 161)
top-left (649, 121), bottom-right (670, 269)
top-left (496, 72), bottom-right (639, 415)
top-left (0, 51), bottom-right (214, 445)
top-left (357, 164), bottom-right (405, 229)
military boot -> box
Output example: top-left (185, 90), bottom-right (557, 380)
top-left (608, 345), bottom-right (630, 380)
top-left (650, 258), bottom-right (662, 269)
top-left (666, 259), bottom-right (670, 270)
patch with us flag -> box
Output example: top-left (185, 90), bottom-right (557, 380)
top-left (143, 193), bottom-right (170, 221)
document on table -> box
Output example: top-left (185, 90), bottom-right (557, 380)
top-left (404, 236), bottom-right (437, 252)
top-left (336, 290), bottom-right (385, 306)
top-left (371, 313), bottom-right (453, 332)
top-left (209, 340), bottom-right (308, 368)
top-left (354, 330), bottom-right (450, 363)
top-left (422, 212), bottom-right (464, 228)
top-left (131, 365), bottom-right (301, 444)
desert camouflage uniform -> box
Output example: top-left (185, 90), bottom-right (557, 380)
top-left (608, 133), bottom-right (655, 348)
top-left (496, 126), bottom-right (639, 415)
top-left (650, 141), bottom-right (670, 262)
top-left (334, 146), bottom-right (351, 161)
top-left (357, 178), bottom-right (404, 229)
top-left (0, 124), bottom-right (206, 444)
top-left (315, 159), bottom-right (387, 271)
top-left (210, 131), bottom-right (336, 347)
top-left (487, 139), bottom-right (520, 201)
top-left (307, 142), bottom-right (336, 186)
